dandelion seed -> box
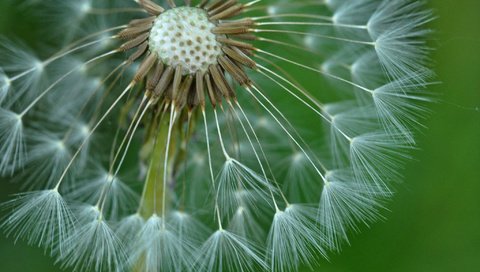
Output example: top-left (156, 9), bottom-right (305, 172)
top-left (267, 204), bottom-right (328, 272)
top-left (278, 151), bottom-right (322, 202)
top-left (0, 0), bottom-right (434, 271)
top-left (350, 51), bottom-right (386, 89)
top-left (115, 213), bottom-right (144, 241)
top-left (228, 204), bottom-right (266, 242)
top-left (320, 169), bottom-right (384, 249)
top-left (66, 167), bottom-right (139, 220)
top-left (17, 132), bottom-right (72, 189)
top-left (217, 158), bottom-right (274, 214)
top-left (350, 132), bottom-right (411, 193)
top-left (368, 0), bottom-right (434, 83)
top-left (325, 102), bottom-right (378, 167)
top-left (0, 108), bottom-right (25, 175)
top-left (129, 214), bottom-right (193, 272)
top-left (0, 37), bottom-right (45, 102)
top-left (0, 190), bottom-right (75, 254)
top-left (373, 75), bottom-right (433, 141)
top-left (59, 209), bottom-right (127, 272)
top-left (195, 229), bottom-right (267, 272)
top-left (168, 210), bottom-right (209, 246)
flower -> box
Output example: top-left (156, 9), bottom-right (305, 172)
top-left (0, 0), bottom-right (434, 271)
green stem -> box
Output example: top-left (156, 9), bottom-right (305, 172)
top-left (138, 110), bottom-right (176, 218)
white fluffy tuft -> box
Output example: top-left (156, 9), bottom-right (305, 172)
top-left (0, 190), bottom-right (75, 254)
top-left (320, 170), bottom-right (384, 249)
top-left (59, 216), bottom-right (126, 272)
top-left (128, 214), bottom-right (194, 272)
top-left (194, 229), bottom-right (267, 272)
top-left (369, 0), bottom-right (434, 82)
top-left (217, 159), bottom-right (274, 214)
top-left (267, 204), bottom-right (328, 272)
top-left (0, 109), bottom-right (25, 176)
top-left (350, 132), bottom-right (411, 193)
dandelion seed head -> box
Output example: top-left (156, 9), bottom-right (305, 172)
top-left (0, 0), bottom-right (435, 271)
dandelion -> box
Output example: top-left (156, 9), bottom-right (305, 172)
top-left (1, 0), bottom-right (434, 271)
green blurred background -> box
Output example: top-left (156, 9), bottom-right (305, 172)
top-left (0, 0), bottom-right (479, 271)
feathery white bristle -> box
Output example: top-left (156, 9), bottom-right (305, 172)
top-left (18, 132), bottom-right (71, 189)
top-left (327, 103), bottom-right (379, 167)
top-left (373, 75), bottom-right (432, 142)
top-left (332, 0), bottom-right (379, 25)
top-left (0, 190), bottom-right (75, 254)
top-left (278, 151), bottom-right (321, 202)
top-left (350, 132), bottom-right (411, 193)
top-left (115, 213), bottom-right (144, 242)
top-left (228, 205), bottom-right (265, 242)
top-left (368, 0), bottom-right (434, 82)
top-left (129, 214), bottom-right (194, 272)
top-left (350, 50), bottom-right (386, 89)
top-left (66, 167), bottom-right (139, 220)
top-left (267, 205), bottom-right (328, 272)
top-left (217, 158), bottom-right (274, 215)
top-left (0, 37), bottom-right (44, 103)
top-left (321, 169), bottom-right (384, 249)
top-left (0, 69), bottom-right (10, 103)
top-left (0, 109), bottom-right (25, 175)
top-left (59, 216), bottom-right (126, 272)
top-left (194, 229), bottom-right (267, 272)
top-left (168, 211), bottom-right (209, 246)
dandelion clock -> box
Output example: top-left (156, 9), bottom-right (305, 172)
top-left (0, 0), bottom-right (434, 271)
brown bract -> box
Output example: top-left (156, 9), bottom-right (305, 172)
top-left (118, 0), bottom-right (258, 112)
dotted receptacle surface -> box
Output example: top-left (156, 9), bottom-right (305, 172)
top-left (149, 7), bottom-right (222, 75)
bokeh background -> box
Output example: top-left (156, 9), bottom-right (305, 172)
top-left (0, 0), bottom-right (479, 271)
